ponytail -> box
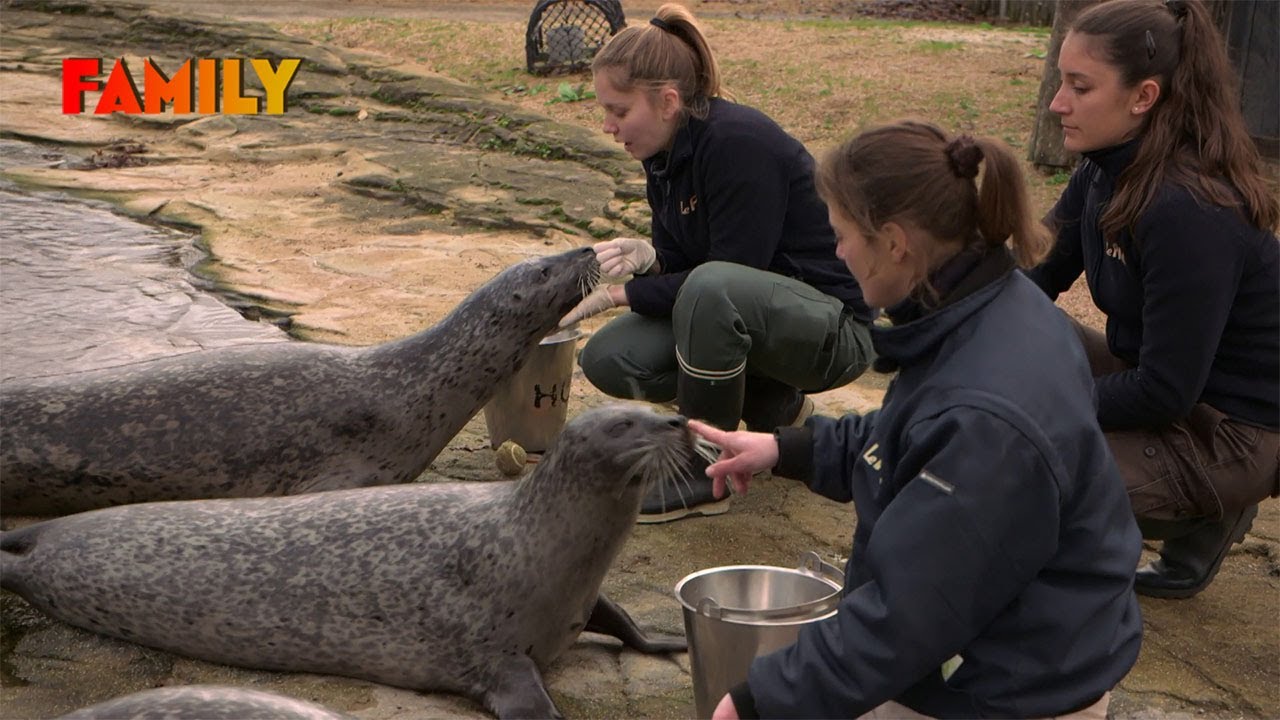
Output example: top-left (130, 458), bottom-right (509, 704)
top-left (591, 3), bottom-right (724, 119)
top-left (817, 121), bottom-right (1049, 272)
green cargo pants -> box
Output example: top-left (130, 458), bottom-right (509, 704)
top-left (579, 261), bottom-right (874, 406)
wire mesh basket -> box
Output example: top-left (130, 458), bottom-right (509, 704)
top-left (526, 0), bottom-right (626, 76)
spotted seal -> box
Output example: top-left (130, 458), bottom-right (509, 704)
top-left (0, 246), bottom-right (598, 516)
top-left (1, 404), bottom-right (691, 719)
top-left (56, 685), bottom-right (355, 720)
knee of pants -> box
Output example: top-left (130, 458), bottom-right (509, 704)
top-left (578, 336), bottom-right (666, 401)
top-left (673, 262), bottom-right (740, 324)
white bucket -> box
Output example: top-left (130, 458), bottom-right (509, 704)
top-left (483, 327), bottom-right (581, 453)
top-left (675, 552), bottom-right (844, 719)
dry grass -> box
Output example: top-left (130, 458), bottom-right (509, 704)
top-left (275, 10), bottom-right (1105, 328)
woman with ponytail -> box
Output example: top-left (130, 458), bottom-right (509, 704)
top-left (558, 3), bottom-right (876, 524)
top-left (691, 121), bottom-right (1142, 719)
top-left (1028, 0), bottom-right (1279, 599)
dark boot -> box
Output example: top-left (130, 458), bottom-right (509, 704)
top-left (637, 371), bottom-right (745, 524)
top-left (740, 375), bottom-right (813, 432)
top-left (1135, 503), bottom-right (1259, 599)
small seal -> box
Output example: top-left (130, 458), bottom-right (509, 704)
top-left (2, 404), bottom-right (690, 719)
top-left (1, 246), bottom-right (598, 516)
top-left (55, 685), bottom-right (355, 720)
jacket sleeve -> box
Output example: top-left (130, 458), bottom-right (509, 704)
top-left (773, 412), bottom-right (880, 501)
top-left (746, 407), bottom-right (1062, 718)
top-left (1094, 196), bottom-right (1247, 428)
top-left (625, 130), bottom-right (791, 317)
top-left (1024, 167), bottom-right (1088, 300)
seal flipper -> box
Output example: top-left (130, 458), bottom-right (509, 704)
top-left (584, 594), bottom-right (687, 653)
top-left (0, 524), bottom-right (41, 593)
top-left (484, 654), bottom-right (563, 720)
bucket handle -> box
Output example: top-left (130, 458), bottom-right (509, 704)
top-left (696, 596), bottom-right (723, 619)
top-left (797, 551), bottom-right (844, 587)
top-left (692, 552), bottom-right (845, 622)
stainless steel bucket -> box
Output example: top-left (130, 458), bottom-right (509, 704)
top-left (483, 327), bottom-right (581, 453)
top-left (675, 552), bottom-right (845, 719)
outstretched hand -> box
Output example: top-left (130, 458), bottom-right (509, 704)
top-left (559, 284), bottom-right (626, 328)
top-left (687, 420), bottom-right (779, 499)
top-left (594, 237), bottom-right (657, 278)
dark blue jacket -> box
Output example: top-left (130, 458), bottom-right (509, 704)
top-left (1026, 139), bottom-right (1280, 430)
top-left (750, 253), bottom-right (1142, 718)
top-left (624, 98), bottom-right (873, 323)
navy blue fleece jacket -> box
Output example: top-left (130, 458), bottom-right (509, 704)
top-left (740, 251), bottom-right (1142, 718)
top-left (1025, 139), bottom-right (1280, 431)
top-left (623, 98), bottom-right (873, 324)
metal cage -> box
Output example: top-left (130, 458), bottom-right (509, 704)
top-left (526, 0), bottom-right (626, 76)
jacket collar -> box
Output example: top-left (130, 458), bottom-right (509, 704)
top-left (643, 98), bottom-right (722, 179)
top-left (1082, 136), bottom-right (1142, 181)
top-left (872, 245), bottom-right (1016, 371)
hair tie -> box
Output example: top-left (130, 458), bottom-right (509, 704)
top-left (650, 17), bottom-right (672, 32)
top-left (945, 135), bottom-right (982, 180)
top-left (1164, 0), bottom-right (1188, 19)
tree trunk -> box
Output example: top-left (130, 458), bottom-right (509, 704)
top-left (1027, 0), bottom-right (1100, 169)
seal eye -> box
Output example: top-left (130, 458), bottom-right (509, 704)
top-left (605, 419), bottom-right (633, 437)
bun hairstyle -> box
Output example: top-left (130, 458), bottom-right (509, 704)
top-left (1070, 0), bottom-right (1277, 237)
top-left (817, 120), bottom-right (1050, 270)
top-left (591, 3), bottom-right (724, 119)
top-left (945, 135), bottom-right (983, 180)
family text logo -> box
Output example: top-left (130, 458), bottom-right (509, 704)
top-left (62, 58), bottom-right (302, 115)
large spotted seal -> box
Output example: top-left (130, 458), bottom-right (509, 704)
top-left (56, 685), bottom-right (355, 720)
top-left (1, 404), bottom-right (690, 719)
top-left (1, 246), bottom-right (598, 516)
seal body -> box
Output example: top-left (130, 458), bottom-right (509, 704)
top-left (55, 685), bottom-right (355, 720)
top-left (1, 405), bottom-right (689, 719)
top-left (0, 247), bottom-right (597, 516)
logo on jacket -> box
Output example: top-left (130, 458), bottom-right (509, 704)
top-left (1104, 241), bottom-right (1126, 265)
top-left (680, 194), bottom-right (698, 215)
top-left (862, 442), bottom-right (882, 471)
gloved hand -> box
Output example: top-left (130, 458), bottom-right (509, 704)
top-left (595, 237), bottom-right (656, 279)
top-left (558, 284), bottom-right (618, 328)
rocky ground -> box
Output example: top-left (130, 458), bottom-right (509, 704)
top-left (0, 1), bottom-right (1276, 719)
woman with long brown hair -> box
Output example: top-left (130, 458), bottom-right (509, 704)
top-left (1028, 0), bottom-right (1279, 599)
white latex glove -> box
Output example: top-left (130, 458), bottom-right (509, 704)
top-left (558, 284), bottom-right (617, 328)
top-left (594, 237), bottom-right (656, 279)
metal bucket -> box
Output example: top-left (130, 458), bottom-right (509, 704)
top-left (675, 552), bottom-right (844, 719)
top-left (483, 327), bottom-right (581, 453)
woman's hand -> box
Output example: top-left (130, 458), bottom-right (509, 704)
top-left (594, 237), bottom-right (657, 278)
top-left (688, 420), bottom-right (779, 498)
top-left (712, 693), bottom-right (740, 720)
top-left (559, 284), bottom-right (628, 328)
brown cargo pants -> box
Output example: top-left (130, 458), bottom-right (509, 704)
top-left (1071, 320), bottom-right (1279, 530)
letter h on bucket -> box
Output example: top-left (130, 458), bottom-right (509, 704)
top-left (483, 328), bottom-right (582, 453)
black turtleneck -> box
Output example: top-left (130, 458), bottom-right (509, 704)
top-left (1026, 139), bottom-right (1279, 431)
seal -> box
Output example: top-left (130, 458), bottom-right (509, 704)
top-left (56, 685), bottom-right (355, 720)
top-left (0, 246), bottom-right (598, 516)
top-left (1, 404), bottom-right (691, 720)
